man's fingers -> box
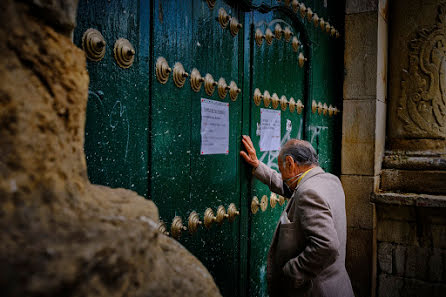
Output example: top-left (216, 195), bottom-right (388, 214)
top-left (240, 151), bottom-right (250, 161)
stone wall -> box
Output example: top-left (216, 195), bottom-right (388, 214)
top-left (342, 1), bottom-right (388, 296)
top-left (375, 204), bottom-right (446, 297)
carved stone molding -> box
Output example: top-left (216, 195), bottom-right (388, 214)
top-left (398, 2), bottom-right (446, 139)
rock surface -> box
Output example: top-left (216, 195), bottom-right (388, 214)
top-left (0, 1), bottom-right (221, 296)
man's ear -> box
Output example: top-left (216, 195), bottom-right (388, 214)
top-left (286, 155), bottom-right (294, 169)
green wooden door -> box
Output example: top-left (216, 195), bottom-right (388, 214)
top-left (74, 0), bottom-right (150, 197)
top-left (75, 1), bottom-right (343, 297)
top-left (150, 1), bottom-right (245, 296)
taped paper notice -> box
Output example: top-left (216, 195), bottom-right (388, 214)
top-left (201, 98), bottom-right (229, 155)
top-left (260, 108), bottom-right (281, 152)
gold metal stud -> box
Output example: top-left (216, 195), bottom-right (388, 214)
top-left (280, 95), bottom-right (288, 111)
top-left (292, 36), bottom-right (300, 52)
top-left (325, 22), bottom-right (331, 33)
top-left (265, 28), bottom-right (274, 45)
top-left (155, 57), bottom-right (171, 84)
top-left (299, 3), bottom-right (306, 18)
top-left (204, 73), bottom-right (217, 96)
top-left (230, 17), bottom-right (243, 36)
top-left (331, 26), bottom-right (336, 36)
top-left (171, 216), bottom-right (187, 239)
top-left (255, 28), bottom-right (264, 46)
top-left (313, 14), bottom-right (319, 27)
top-left (274, 24), bottom-right (283, 40)
top-left (254, 88), bottom-right (263, 106)
top-left (271, 93), bottom-right (280, 109)
top-left (173, 62), bottom-right (189, 88)
top-left (292, 0), bottom-right (299, 13)
top-left (289, 97), bottom-right (296, 113)
top-left (158, 220), bottom-right (169, 236)
top-left (312, 100), bottom-right (317, 113)
top-left (188, 211), bottom-right (202, 234)
top-left (251, 195), bottom-right (268, 214)
top-left (336, 31), bottom-right (341, 38)
top-left (306, 7), bottom-right (313, 21)
top-left (263, 90), bottom-right (271, 107)
top-left (328, 104), bottom-right (334, 117)
top-left (270, 192), bottom-right (279, 208)
top-left (284, 27), bottom-right (293, 42)
top-left (334, 107), bottom-right (339, 116)
top-left (217, 77), bottom-right (228, 99)
top-left (216, 205), bottom-right (229, 224)
top-left (323, 103), bottom-right (328, 116)
top-left (296, 99), bottom-right (304, 114)
top-left (317, 101), bottom-right (323, 115)
top-left (113, 38), bottom-right (135, 69)
top-left (228, 81), bottom-right (241, 101)
top-left (298, 52), bottom-right (307, 68)
top-left (320, 18), bottom-right (325, 30)
top-left (278, 195), bottom-right (286, 206)
top-left (190, 68), bottom-right (204, 92)
top-left (82, 28), bottom-right (106, 62)
top-left (204, 208), bottom-right (216, 229)
top-left (227, 203), bottom-right (240, 222)
top-left (218, 8), bottom-right (231, 29)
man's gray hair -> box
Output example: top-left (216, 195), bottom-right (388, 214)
top-left (279, 139), bottom-right (319, 166)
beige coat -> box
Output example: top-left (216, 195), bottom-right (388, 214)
top-left (253, 163), bottom-right (354, 297)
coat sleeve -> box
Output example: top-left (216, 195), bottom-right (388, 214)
top-left (282, 188), bottom-right (340, 284)
top-left (252, 162), bottom-right (293, 198)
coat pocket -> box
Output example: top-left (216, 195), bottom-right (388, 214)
top-left (275, 222), bottom-right (300, 267)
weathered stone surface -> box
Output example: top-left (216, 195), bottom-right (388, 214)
top-left (346, 0), bottom-right (378, 14)
top-left (346, 228), bottom-right (373, 297)
top-left (381, 169), bottom-right (446, 194)
top-left (0, 1), bottom-right (221, 296)
top-left (344, 12), bottom-right (378, 100)
top-left (372, 192), bottom-right (446, 208)
top-left (377, 274), bottom-right (403, 297)
top-left (341, 100), bottom-right (377, 175)
top-left (428, 249), bottom-right (444, 282)
top-left (376, 219), bottom-right (417, 245)
top-left (393, 244), bottom-right (406, 277)
top-left (341, 175), bottom-right (377, 229)
top-left (378, 242), bottom-right (392, 274)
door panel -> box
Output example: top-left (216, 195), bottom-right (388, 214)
top-left (75, 0), bottom-right (150, 197)
top-left (150, 1), bottom-right (244, 296)
top-left (247, 7), bottom-right (307, 297)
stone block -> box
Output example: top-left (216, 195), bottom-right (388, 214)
top-left (346, 0), bottom-right (378, 14)
top-left (393, 244), bottom-right (406, 276)
top-left (341, 175), bottom-right (376, 229)
top-left (381, 169), bottom-right (446, 194)
top-left (401, 278), bottom-right (433, 297)
top-left (344, 12), bottom-right (378, 100)
top-left (405, 246), bottom-right (429, 280)
top-left (376, 204), bottom-right (416, 222)
top-left (341, 100), bottom-right (376, 175)
top-left (428, 249), bottom-right (443, 282)
top-left (376, 13), bottom-right (388, 103)
top-left (374, 100), bottom-right (386, 174)
top-left (432, 224), bottom-right (446, 249)
top-left (377, 274), bottom-right (403, 297)
top-left (433, 283), bottom-right (446, 297)
top-left (346, 228), bottom-right (373, 297)
top-left (377, 219), bottom-right (417, 245)
top-left (378, 242), bottom-right (393, 274)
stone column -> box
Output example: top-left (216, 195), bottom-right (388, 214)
top-left (342, 1), bottom-right (388, 296)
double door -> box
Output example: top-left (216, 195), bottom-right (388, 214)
top-left (74, 1), bottom-right (343, 296)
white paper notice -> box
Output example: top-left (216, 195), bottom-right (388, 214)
top-left (201, 98), bottom-right (229, 155)
top-left (260, 108), bottom-right (281, 152)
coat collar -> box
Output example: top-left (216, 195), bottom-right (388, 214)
top-left (294, 166), bottom-right (325, 192)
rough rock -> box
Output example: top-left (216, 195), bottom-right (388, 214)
top-left (0, 1), bottom-right (221, 296)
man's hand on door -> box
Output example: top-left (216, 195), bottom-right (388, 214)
top-left (240, 135), bottom-right (260, 168)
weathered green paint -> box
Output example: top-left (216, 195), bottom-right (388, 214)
top-left (75, 0), bottom-right (150, 197)
top-left (75, 1), bottom-right (343, 296)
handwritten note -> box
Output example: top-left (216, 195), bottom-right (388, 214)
top-left (260, 108), bottom-right (281, 152)
top-left (201, 98), bottom-right (229, 155)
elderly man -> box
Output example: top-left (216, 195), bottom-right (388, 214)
top-left (240, 135), bottom-right (354, 297)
